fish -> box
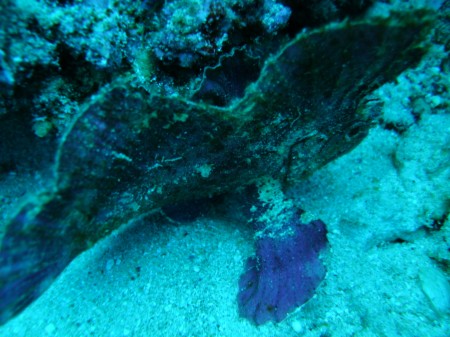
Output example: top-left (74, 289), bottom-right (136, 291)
top-left (0, 10), bottom-right (433, 325)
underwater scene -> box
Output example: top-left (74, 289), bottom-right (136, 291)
top-left (0, 0), bottom-right (449, 336)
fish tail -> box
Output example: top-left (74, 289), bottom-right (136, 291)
top-left (0, 196), bottom-right (84, 325)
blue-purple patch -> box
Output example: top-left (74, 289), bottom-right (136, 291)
top-left (237, 219), bottom-right (327, 325)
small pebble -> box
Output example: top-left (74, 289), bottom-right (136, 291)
top-left (106, 259), bottom-right (114, 271)
top-left (45, 323), bottom-right (56, 334)
top-left (291, 320), bottom-right (303, 333)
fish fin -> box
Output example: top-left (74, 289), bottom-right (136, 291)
top-left (0, 197), bottom-right (84, 325)
top-left (238, 217), bottom-right (328, 325)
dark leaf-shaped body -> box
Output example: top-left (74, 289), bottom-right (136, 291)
top-left (0, 11), bottom-right (434, 325)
